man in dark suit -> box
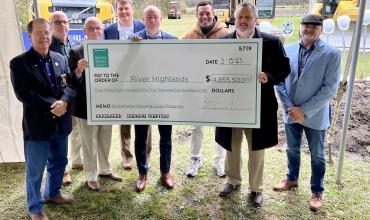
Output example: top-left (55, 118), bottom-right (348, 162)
top-left (216, 2), bottom-right (290, 206)
top-left (131, 5), bottom-right (177, 192)
top-left (10, 18), bottom-right (75, 220)
top-left (104, 0), bottom-right (151, 170)
top-left (49, 11), bottom-right (82, 185)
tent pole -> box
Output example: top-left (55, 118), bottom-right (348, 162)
top-left (336, 0), bottom-right (367, 185)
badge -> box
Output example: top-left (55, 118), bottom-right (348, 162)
top-left (61, 73), bottom-right (68, 87)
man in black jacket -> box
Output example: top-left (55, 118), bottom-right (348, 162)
top-left (10, 18), bottom-right (75, 220)
top-left (49, 11), bottom-right (82, 185)
top-left (68, 17), bottom-right (122, 191)
top-left (216, 2), bottom-right (290, 206)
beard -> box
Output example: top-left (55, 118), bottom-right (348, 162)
top-left (301, 34), bottom-right (315, 40)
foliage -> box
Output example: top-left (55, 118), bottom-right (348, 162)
top-left (15, 0), bottom-right (32, 31)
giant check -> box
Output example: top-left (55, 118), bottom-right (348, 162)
top-left (84, 39), bottom-right (262, 128)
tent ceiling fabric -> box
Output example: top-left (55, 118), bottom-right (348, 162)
top-left (0, 0), bottom-right (25, 162)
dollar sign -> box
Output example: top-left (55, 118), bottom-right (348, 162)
top-left (206, 75), bottom-right (210, 82)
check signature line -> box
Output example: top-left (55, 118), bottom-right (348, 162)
top-left (200, 100), bottom-right (250, 111)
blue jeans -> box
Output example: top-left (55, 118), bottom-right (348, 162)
top-left (285, 123), bottom-right (326, 194)
top-left (135, 125), bottom-right (172, 175)
top-left (24, 128), bottom-right (68, 214)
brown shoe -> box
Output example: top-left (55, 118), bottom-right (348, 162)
top-left (122, 160), bottom-right (132, 170)
top-left (273, 179), bottom-right (298, 191)
top-left (62, 173), bottom-right (72, 185)
top-left (71, 163), bottom-right (83, 170)
top-left (309, 193), bottom-right (323, 211)
top-left (99, 173), bottom-right (122, 182)
top-left (160, 173), bottom-right (174, 189)
top-left (29, 212), bottom-right (49, 220)
top-left (135, 175), bottom-right (147, 192)
top-left (86, 181), bottom-right (100, 191)
top-left (44, 195), bottom-right (74, 205)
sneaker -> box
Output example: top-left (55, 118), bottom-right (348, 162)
top-left (186, 158), bottom-right (201, 177)
top-left (215, 162), bottom-right (225, 177)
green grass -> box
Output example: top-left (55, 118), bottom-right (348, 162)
top-left (0, 126), bottom-right (369, 219)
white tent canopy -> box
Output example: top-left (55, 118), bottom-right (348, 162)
top-left (0, 0), bottom-right (24, 162)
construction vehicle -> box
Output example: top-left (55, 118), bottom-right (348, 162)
top-left (168, 1), bottom-right (181, 19)
top-left (28, 0), bottom-right (116, 29)
top-left (214, 0), bottom-right (276, 27)
top-left (311, 0), bottom-right (359, 21)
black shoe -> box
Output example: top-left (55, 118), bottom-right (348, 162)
top-left (250, 191), bottom-right (263, 206)
top-left (219, 183), bottom-right (240, 197)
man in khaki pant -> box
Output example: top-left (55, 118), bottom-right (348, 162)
top-left (216, 2), bottom-right (290, 206)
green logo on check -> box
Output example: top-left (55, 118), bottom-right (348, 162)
top-left (93, 48), bottom-right (109, 68)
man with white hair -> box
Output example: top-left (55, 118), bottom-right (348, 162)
top-left (49, 11), bottom-right (82, 185)
top-left (68, 17), bottom-right (122, 191)
top-left (216, 2), bottom-right (290, 206)
top-left (274, 15), bottom-right (341, 212)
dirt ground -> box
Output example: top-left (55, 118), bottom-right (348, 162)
top-left (277, 80), bottom-right (370, 161)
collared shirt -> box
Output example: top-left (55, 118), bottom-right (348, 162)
top-left (146, 31), bottom-right (162, 40)
top-left (118, 22), bottom-right (134, 40)
top-left (298, 39), bottom-right (320, 78)
top-left (236, 30), bottom-right (255, 39)
top-left (32, 48), bottom-right (58, 92)
top-left (53, 37), bottom-right (72, 58)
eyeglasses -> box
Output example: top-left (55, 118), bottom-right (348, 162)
top-left (52, 20), bottom-right (69, 25)
top-left (33, 31), bottom-right (52, 37)
top-left (87, 27), bottom-right (102, 31)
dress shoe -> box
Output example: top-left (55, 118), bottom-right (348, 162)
top-left (71, 163), bottom-right (83, 170)
top-left (99, 173), bottom-right (122, 182)
top-left (219, 183), bottom-right (240, 197)
top-left (86, 181), bottom-right (100, 191)
top-left (62, 173), bottom-right (72, 185)
top-left (160, 173), bottom-right (174, 189)
top-left (273, 179), bottom-right (298, 191)
top-left (309, 193), bottom-right (323, 212)
top-left (29, 212), bottom-right (49, 220)
top-left (250, 191), bottom-right (263, 206)
top-left (122, 160), bottom-right (132, 170)
top-left (44, 195), bottom-right (74, 205)
top-left (135, 175), bottom-right (147, 192)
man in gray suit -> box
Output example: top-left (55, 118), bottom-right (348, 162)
top-left (274, 15), bottom-right (341, 212)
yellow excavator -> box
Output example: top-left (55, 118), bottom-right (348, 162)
top-left (29, 0), bottom-right (116, 29)
top-left (311, 0), bottom-right (359, 21)
top-left (213, 0), bottom-right (276, 27)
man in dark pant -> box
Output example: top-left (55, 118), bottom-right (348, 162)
top-left (10, 18), bottom-right (75, 220)
top-left (104, 0), bottom-right (151, 170)
top-left (131, 5), bottom-right (177, 192)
